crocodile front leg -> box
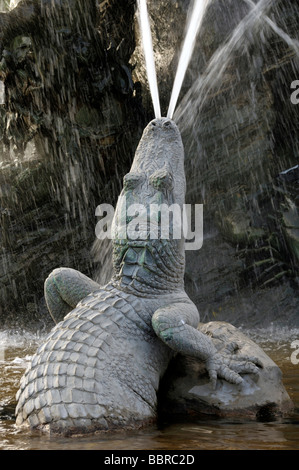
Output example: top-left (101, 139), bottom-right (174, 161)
top-left (152, 301), bottom-right (261, 389)
top-left (44, 267), bottom-right (101, 324)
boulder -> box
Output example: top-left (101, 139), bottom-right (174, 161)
top-left (159, 321), bottom-right (293, 421)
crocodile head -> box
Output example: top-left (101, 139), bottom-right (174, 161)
top-left (112, 118), bottom-right (186, 292)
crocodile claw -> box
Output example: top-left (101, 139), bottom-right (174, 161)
top-left (206, 345), bottom-right (263, 390)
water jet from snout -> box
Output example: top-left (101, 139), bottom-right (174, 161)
top-left (137, 0), bottom-right (161, 119)
top-left (167, 0), bottom-right (211, 120)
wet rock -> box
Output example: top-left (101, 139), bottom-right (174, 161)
top-left (159, 321), bottom-right (293, 420)
top-left (219, 208), bottom-right (267, 245)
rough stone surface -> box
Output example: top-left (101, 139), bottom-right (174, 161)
top-left (159, 321), bottom-right (293, 420)
top-left (0, 0), bottom-right (145, 328)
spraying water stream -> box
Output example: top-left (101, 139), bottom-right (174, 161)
top-left (167, 0), bottom-right (211, 119)
top-left (174, 0), bottom-right (274, 128)
top-left (244, 0), bottom-right (299, 56)
top-left (137, 0), bottom-right (161, 118)
top-left (137, 0), bottom-right (297, 126)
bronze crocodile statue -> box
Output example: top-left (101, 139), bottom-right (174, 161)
top-left (15, 118), bottom-right (260, 434)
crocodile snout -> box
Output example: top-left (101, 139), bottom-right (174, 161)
top-left (150, 117), bottom-right (174, 129)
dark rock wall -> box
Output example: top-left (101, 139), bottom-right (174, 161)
top-left (0, 0), bottom-right (299, 329)
top-left (0, 0), bottom-right (145, 327)
top-left (189, 0), bottom-right (299, 327)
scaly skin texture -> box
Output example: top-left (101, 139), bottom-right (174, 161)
top-left (15, 118), bottom-right (260, 434)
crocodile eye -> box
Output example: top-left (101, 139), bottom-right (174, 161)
top-left (150, 170), bottom-right (174, 191)
top-left (123, 173), bottom-right (143, 190)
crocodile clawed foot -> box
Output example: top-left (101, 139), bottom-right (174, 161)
top-left (206, 342), bottom-right (263, 390)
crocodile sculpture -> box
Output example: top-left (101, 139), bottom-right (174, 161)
top-left (16, 118), bottom-right (260, 434)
